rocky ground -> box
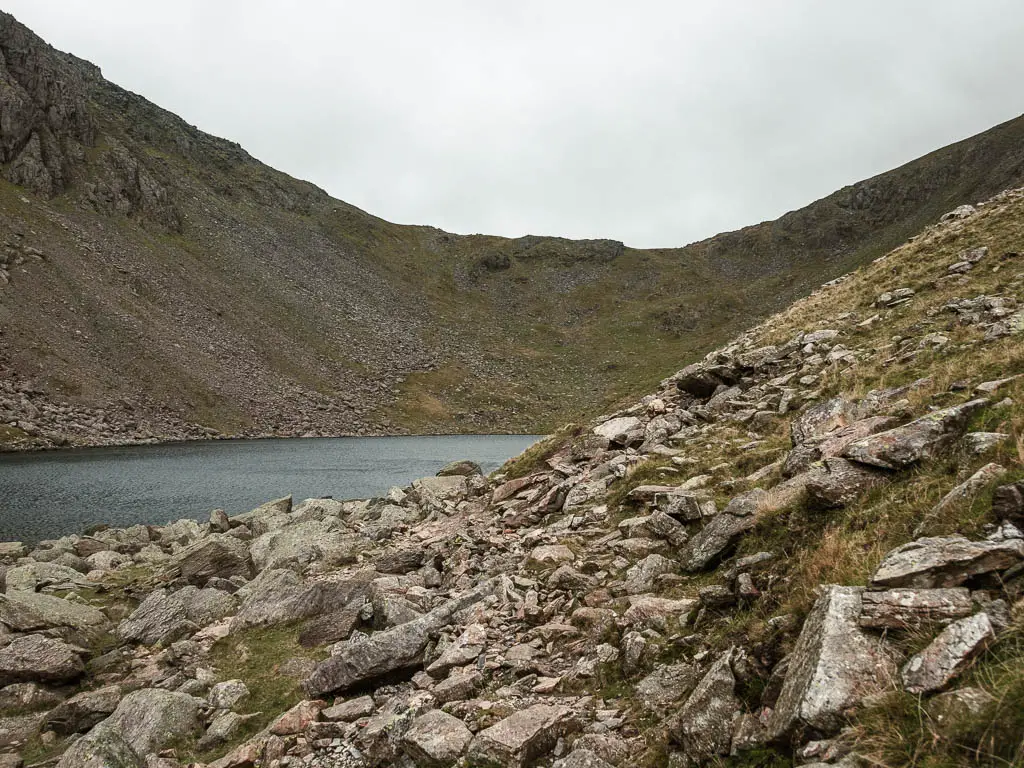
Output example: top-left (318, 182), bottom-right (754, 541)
top-left (1, 190), bottom-right (1024, 767)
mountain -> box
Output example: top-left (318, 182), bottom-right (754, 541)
top-left (2, 181), bottom-right (1021, 767)
top-left (2, 11), bottom-right (1024, 449)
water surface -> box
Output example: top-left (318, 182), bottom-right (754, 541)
top-left (0, 435), bottom-right (541, 542)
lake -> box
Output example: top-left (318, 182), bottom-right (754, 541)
top-left (0, 434), bottom-right (542, 543)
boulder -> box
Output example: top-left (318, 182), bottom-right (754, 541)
top-left (426, 623), bottom-right (487, 678)
top-left (436, 459), bottom-right (482, 477)
top-left (528, 544), bottom-right (575, 568)
top-left (0, 634), bottom-right (84, 685)
top-left (162, 534), bottom-right (252, 586)
top-left (930, 463), bottom-right (1008, 520)
top-left (44, 685), bottom-right (122, 735)
top-left (0, 590), bottom-right (110, 638)
top-left (269, 699), bottom-right (323, 735)
top-left (670, 648), bottom-right (740, 759)
top-left (593, 416), bottom-right (641, 441)
top-left (767, 586), bottom-right (897, 740)
top-left (681, 514), bottom-right (758, 572)
top-left (232, 568), bottom-right (373, 630)
top-left (992, 481), bottom-right (1024, 522)
top-left (0, 542), bottom-right (28, 561)
top-left (859, 588), bottom-right (973, 629)
top-left (468, 703), bottom-right (578, 767)
top-left (402, 709), bottom-right (474, 766)
top-left (842, 399), bottom-right (988, 470)
top-left (229, 495), bottom-right (292, 534)
top-left (208, 679), bottom-right (249, 710)
top-left (433, 667), bottom-right (483, 703)
top-left (553, 749), bottom-right (616, 768)
top-left (56, 727), bottom-right (144, 768)
top-left (61, 688), bottom-right (202, 767)
top-left (118, 587), bottom-right (235, 645)
top-left (304, 578), bottom-right (496, 696)
top-left (805, 458), bottom-right (890, 507)
top-left (902, 613), bottom-right (995, 694)
top-left (623, 553), bottom-right (677, 593)
top-left (870, 535), bottom-right (1024, 588)
top-left (323, 695), bottom-right (375, 721)
top-left (791, 397), bottom-right (856, 445)
top-left (249, 518), bottom-right (353, 572)
top-left (4, 561), bottom-right (91, 592)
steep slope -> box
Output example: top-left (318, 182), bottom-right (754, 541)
top-left (2, 12), bottom-right (1024, 449)
top-left (2, 184), bottom-right (1021, 768)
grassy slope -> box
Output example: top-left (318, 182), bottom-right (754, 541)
top-left (499, 188), bottom-right (1024, 766)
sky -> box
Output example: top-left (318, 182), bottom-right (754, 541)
top-left (5, 1), bottom-right (1024, 248)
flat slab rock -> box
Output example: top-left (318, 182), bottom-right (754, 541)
top-left (859, 588), bottom-right (973, 629)
top-left (767, 585), bottom-right (896, 740)
top-left (669, 648), bottom-right (740, 760)
top-left (902, 613), bottom-right (995, 694)
top-left (842, 398), bottom-right (988, 470)
top-left (467, 703), bottom-right (578, 767)
top-left (402, 709), bottom-right (473, 765)
top-left (0, 634), bottom-right (84, 686)
top-left (871, 535), bottom-right (1024, 588)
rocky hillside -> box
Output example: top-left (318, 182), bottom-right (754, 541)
top-left (0, 185), bottom-right (1022, 766)
top-left (4, 12), bottom-right (1024, 448)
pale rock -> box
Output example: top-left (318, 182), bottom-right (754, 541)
top-left (902, 613), bottom-right (995, 694)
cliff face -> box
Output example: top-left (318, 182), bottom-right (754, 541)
top-left (3, 12), bottom-right (1024, 449)
top-left (1, 184), bottom-right (1022, 768)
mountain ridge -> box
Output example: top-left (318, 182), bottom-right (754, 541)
top-left (2, 12), bottom-right (1024, 449)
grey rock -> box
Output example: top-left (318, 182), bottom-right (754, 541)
top-left (681, 513), bottom-right (758, 572)
top-left (57, 727), bottom-right (144, 768)
top-left (623, 553), bottom-right (676, 593)
top-left (902, 613), bottom-right (995, 694)
top-left (44, 684), bottom-right (121, 734)
top-left (232, 567), bottom-right (373, 630)
top-left (198, 711), bottom-right (248, 750)
top-left (791, 397), bottom-right (856, 445)
top-left (436, 459), bottom-right (482, 477)
top-left (670, 648), bottom-right (740, 759)
top-left (208, 679), bottom-right (249, 710)
top-left (593, 416), bottom-right (641, 441)
top-left (871, 535), bottom-right (1024, 588)
top-left (118, 586), bottom-right (235, 645)
top-left (767, 586), bottom-right (897, 740)
top-left (402, 709), bottom-right (473, 766)
top-left (426, 623), bottom-right (487, 678)
top-left (0, 590), bottom-right (110, 637)
top-left (0, 634), bottom-right (83, 685)
top-left (993, 481), bottom-right (1024, 522)
top-left (434, 667), bottom-right (483, 703)
top-left (249, 518), bottom-right (355, 572)
top-left (843, 399), bottom-right (988, 470)
top-left (553, 749), bottom-right (616, 768)
top-left (926, 686), bottom-right (996, 726)
top-left (805, 457), bottom-right (890, 507)
top-left (162, 534), bottom-right (252, 586)
top-left (4, 561), bottom-right (91, 592)
top-left (859, 588), bottom-right (973, 629)
top-left (304, 578), bottom-right (496, 696)
top-left (467, 703), bottom-right (578, 768)
top-left (323, 694), bottom-right (375, 721)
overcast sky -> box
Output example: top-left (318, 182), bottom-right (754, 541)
top-left (5, 1), bottom-right (1024, 247)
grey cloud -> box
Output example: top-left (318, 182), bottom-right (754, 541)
top-left (5, 0), bottom-right (1024, 247)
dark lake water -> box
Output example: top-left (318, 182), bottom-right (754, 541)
top-left (0, 435), bottom-right (542, 543)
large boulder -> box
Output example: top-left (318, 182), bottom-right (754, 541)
top-left (870, 535), bottom-right (1024, 588)
top-left (436, 459), bottom-right (482, 477)
top-left (842, 399), bottom-right (988, 470)
top-left (467, 703), bottom-right (578, 767)
top-left (767, 586), bottom-right (897, 740)
top-left (44, 685), bottom-right (122, 735)
top-left (118, 586), bottom-right (235, 645)
top-left (0, 590), bottom-right (110, 642)
top-left (859, 588), bottom-right (973, 629)
top-left (669, 648), bottom-right (740, 760)
top-left (402, 709), bottom-right (474, 766)
top-left (162, 534), bottom-right (252, 586)
top-left (902, 613), bottom-right (995, 694)
top-left (56, 728), bottom-right (144, 768)
top-left (249, 518), bottom-right (355, 572)
top-left (304, 578), bottom-right (496, 697)
top-left (805, 458), bottom-right (890, 507)
top-left (231, 568), bottom-right (374, 630)
top-left (229, 495), bottom-right (293, 535)
top-left (4, 562), bottom-right (91, 592)
top-left (791, 397), bottom-right (857, 445)
top-left (680, 513), bottom-right (758, 572)
top-left (0, 634), bottom-right (84, 686)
